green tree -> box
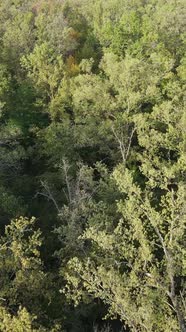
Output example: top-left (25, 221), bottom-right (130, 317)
top-left (63, 71), bottom-right (186, 331)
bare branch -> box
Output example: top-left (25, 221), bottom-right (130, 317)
top-left (35, 181), bottom-right (60, 213)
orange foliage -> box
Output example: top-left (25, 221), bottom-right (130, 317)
top-left (66, 55), bottom-right (80, 76)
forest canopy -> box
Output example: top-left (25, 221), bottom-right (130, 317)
top-left (0, 0), bottom-right (185, 331)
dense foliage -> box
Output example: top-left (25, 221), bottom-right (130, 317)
top-left (0, 0), bottom-right (185, 331)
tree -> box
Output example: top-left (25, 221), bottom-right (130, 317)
top-left (0, 306), bottom-right (47, 332)
top-left (63, 73), bottom-right (186, 331)
top-left (0, 217), bottom-right (63, 330)
top-left (0, 0), bottom-right (185, 330)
